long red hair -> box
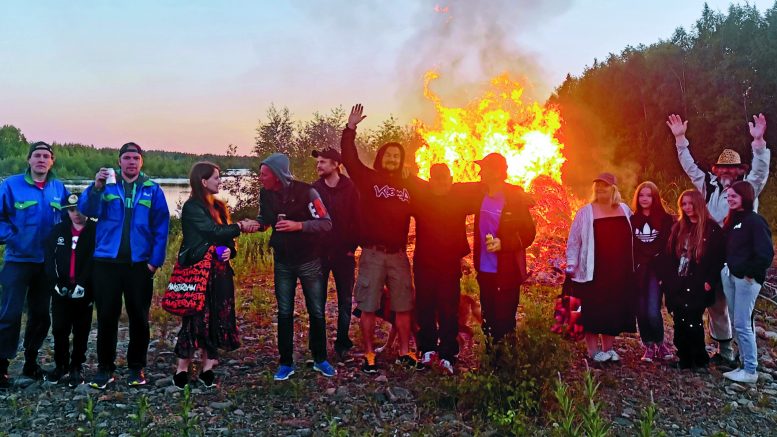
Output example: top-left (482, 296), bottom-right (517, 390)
top-left (189, 161), bottom-right (230, 225)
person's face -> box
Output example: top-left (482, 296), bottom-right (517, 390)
top-left (726, 188), bottom-right (743, 211)
top-left (67, 207), bottom-right (87, 225)
top-left (478, 166), bottom-right (505, 185)
top-left (638, 187), bottom-right (653, 211)
top-left (713, 166), bottom-right (744, 187)
top-left (381, 146), bottom-right (401, 172)
top-left (430, 169), bottom-right (453, 195)
top-left (594, 181), bottom-right (613, 203)
top-left (28, 150), bottom-right (54, 176)
top-left (316, 157), bottom-right (338, 178)
top-left (201, 169), bottom-right (221, 195)
top-left (259, 165), bottom-right (281, 191)
top-left (681, 195), bottom-right (696, 219)
top-left (119, 152), bottom-right (143, 178)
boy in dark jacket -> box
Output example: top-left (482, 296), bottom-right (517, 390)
top-left (311, 148), bottom-right (360, 359)
top-left (44, 193), bottom-right (96, 387)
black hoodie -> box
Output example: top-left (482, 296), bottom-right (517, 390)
top-left (724, 210), bottom-right (774, 284)
top-left (312, 174), bottom-right (360, 255)
top-left (340, 128), bottom-right (419, 250)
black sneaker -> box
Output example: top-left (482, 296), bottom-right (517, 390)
top-left (396, 352), bottom-right (425, 371)
top-left (45, 366), bottom-right (68, 384)
top-left (22, 363), bottom-right (46, 380)
top-left (89, 370), bottom-right (115, 389)
top-left (67, 368), bottom-right (84, 388)
top-left (361, 352), bottom-right (379, 374)
top-left (127, 368), bottom-right (147, 386)
top-left (198, 370), bottom-right (216, 388)
top-left (173, 371), bottom-right (189, 390)
top-left (710, 353), bottom-right (737, 369)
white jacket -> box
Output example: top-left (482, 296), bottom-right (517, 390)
top-left (676, 138), bottom-right (770, 226)
top-left (566, 202), bottom-right (633, 283)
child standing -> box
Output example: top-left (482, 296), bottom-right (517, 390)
top-left (44, 193), bottom-right (96, 387)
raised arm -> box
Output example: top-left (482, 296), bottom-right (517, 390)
top-left (746, 113), bottom-right (771, 196)
top-left (340, 104), bottom-right (370, 182)
top-left (667, 114), bottom-right (708, 194)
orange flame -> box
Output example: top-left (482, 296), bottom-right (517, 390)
top-left (414, 71), bottom-right (565, 189)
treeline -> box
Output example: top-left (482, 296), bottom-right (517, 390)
top-left (0, 125), bottom-right (255, 179)
top-left (550, 2), bottom-right (777, 209)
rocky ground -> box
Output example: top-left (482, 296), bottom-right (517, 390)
top-left (0, 269), bottom-right (776, 436)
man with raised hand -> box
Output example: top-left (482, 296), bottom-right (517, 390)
top-left (79, 142), bottom-right (170, 389)
top-left (0, 142), bottom-right (68, 388)
top-left (340, 104), bottom-right (423, 373)
top-left (666, 113), bottom-right (771, 368)
top-left (311, 147), bottom-right (360, 361)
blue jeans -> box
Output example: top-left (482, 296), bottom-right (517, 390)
top-left (636, 265), bottom-right (664, 345)
top-left (0, 262), bottom-right (53, 361)
top-left (721, 266), bottom-right (760, 373)
top-left (274, 258), bottom-right (327, 366)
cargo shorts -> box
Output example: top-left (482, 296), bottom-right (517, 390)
top-left (354, 247), bottom-right (413, 313)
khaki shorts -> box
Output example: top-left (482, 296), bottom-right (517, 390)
top-left (355, 248), bottom-right (413, 313)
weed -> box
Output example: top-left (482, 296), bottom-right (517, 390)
top-left (551, 373), bottom-right (581, 437)
top-left (579, 370), bottom-right (610, 437)
top-left (180, 384), bottom-right (202, 437)
top-left (76, 396), bottom-right (107, 437)
top-left (129, 394), bottom-right (152, 437)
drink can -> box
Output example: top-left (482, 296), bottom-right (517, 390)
top-left (105, 168), bottom-right (117, 185)
top-left (277, 213), bottom-right (287, 221)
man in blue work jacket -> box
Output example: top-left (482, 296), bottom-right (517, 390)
top-left (0, 142), bottom-right (69, 388)
top-left (79, 142), bottom-right (169, 389)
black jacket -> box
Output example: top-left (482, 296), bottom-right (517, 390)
top-left (258, 180), bottom-right (332, 265)
top-left (412, 182), bottom-right (473, 269)
top-left (340, 127), bottom-right (420, 250)
top-left (469, 183), bottom-right (536, 287)
top-left (724, 210), bottom-right (774, 284)
top-left (178, 198), bottom-right (240, 266)
top-left (661, 220), bottom-right (725, 311)
top-left (312, 174), bottom-right (360, 255)
top-left (44, 218), bottom-right (96, 299)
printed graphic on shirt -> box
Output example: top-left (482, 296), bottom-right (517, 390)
top-left (634, 222), bottom-right (659, 243)
top-left (71, 235), bottom-right (80, 250)
top-left (56, 236), bottom-right (66, 246)
top-left (308, 198), bottom-right (328, 219)
top-left (373, 185), bottom-right (410, 202)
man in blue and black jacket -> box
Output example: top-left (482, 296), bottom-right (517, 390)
top-left (79, 142), bottom-right (169, 389)
top-left (0, 142), bottom-right (69, 388)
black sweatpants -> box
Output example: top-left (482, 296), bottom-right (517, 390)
top-left (477, 272), bottom-right (520, 344)
top-left (92, 261), bottom-right (153, 371)
top-left (51, 295), bottom-right (93, 370)
top-left (414, 262), bottom-right (461, 362)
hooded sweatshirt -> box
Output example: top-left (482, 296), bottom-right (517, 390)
top-left (723, 210), bottom-right (774, 284)
top-left (340, 128), bottom-right (419, 250)
top-left (312, 173), bottom-right (360, 255)
top-left (257, 153), bottom-right (332, 265)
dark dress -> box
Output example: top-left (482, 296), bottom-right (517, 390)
top-left (174, 199), bottom-right (241, 360)
top-left (578, 216), bottom-right (636, 335)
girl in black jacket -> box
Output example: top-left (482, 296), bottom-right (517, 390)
top-left (720, 181), bottom-right (774, 384)
top-left (663, 190), bottom-right (725, 370)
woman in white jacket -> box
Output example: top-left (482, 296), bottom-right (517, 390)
top-left (566, 173), bottom-right (636, 363)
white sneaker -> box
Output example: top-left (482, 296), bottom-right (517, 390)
top-left (421, 351), bottom-right (437, 365)
top-left (724, 368), bottom-right (758, 384)
top-left (439, 359), bottom-right (454, 375)
top-left (374, 345), bottom-right (386, 354)
top-left (607, 350), bottom-right (620, 362)
top-left (593, 351), bottom-right (611, 362)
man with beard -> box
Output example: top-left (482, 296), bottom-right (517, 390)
top-left (666, 113), bottom-right (770, 367)
top-left (340, 104), bottom-right (423, 373)
top-left (311, 147), bottom-right (360, 361)
top-left (0, 142), bottom-right (69, 388)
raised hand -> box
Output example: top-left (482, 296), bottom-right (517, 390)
top-left (94, 168), bottom-right (111, 189)
top-left (666, 114), bottom-right (688, 138)
top-left (347, 104), bottom-right (367, 130)
top-left (749, 113), bottom-right (767, 141)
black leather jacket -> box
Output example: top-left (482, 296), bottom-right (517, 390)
top-left (178, 198), bottom-right (240, 266)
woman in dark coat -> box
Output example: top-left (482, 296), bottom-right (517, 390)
top-left (173, 162), bottom-right (257, 388)
top-left (663, 189), bottom-right (724, 370)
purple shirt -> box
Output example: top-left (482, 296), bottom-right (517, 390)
top-left (479, 193), bottom-right (505, 273)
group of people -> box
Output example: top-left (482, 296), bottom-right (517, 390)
top-left (0, 107), bottom-right (772, 391)
top-left (566, 113), bottom-right (773, 384)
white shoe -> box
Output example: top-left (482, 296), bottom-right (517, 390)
top-left (421, 351), bottom-right (437, 365)
top-left (439, 359), bottom-right (454, 375)
top-left (724, 368), bottom-right (758, 384)
top-left (607, 349), bottom-right (620, 362)
top-left (374, 345), bottom-right (386, 354)
top-left (593, 351), bottom-right (611, 362)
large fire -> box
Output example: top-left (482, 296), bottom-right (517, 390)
top-left (414, 71), bottom-right (575, 285)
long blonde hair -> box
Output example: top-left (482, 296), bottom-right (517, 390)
top-left (669, 189), bottom-right (711, 262)
top-left (589, 182), bottom-right (622, 207)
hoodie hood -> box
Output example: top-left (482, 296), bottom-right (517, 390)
top-left (262, 153), bottom-right (293, 188)
top-left (373, 142), bottom-right (405, 175)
